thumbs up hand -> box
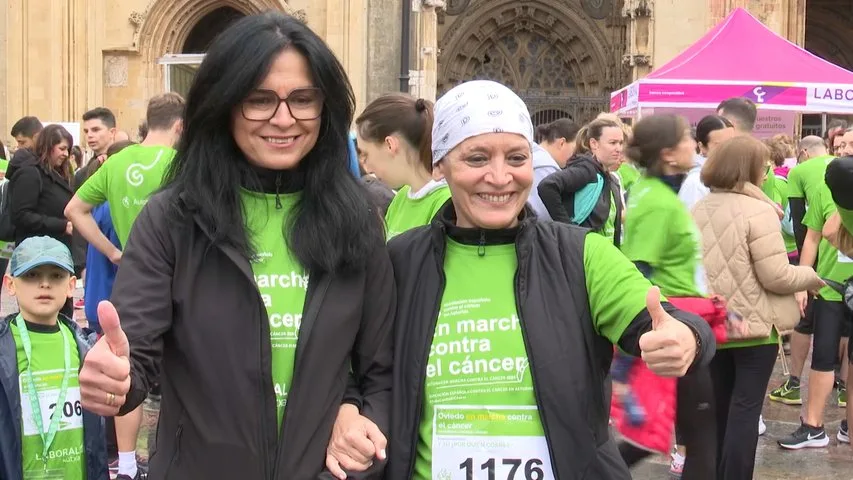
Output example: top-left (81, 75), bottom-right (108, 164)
top-left (79, 301), bottom-right (132, 416)
top-left (638, 287), bottom-right (699, 377)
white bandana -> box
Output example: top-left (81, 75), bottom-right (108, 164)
top-left (431, 80), bottom-right (534, 165)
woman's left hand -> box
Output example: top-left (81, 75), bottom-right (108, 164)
top-left (638, 287), bottom-right (698, 377)
top-left (326, 404), bottom-right (387, 479)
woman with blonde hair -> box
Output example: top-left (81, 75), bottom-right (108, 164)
top-left (538, 117), bottom-right (625, 244)
top-left (693, 136), bottom-right (823, 479)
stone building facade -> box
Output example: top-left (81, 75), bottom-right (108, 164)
top-left (1, 0), bottom-right (849, 145)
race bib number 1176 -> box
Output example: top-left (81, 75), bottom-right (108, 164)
top-left (431, 405), bottom-right (554, 480)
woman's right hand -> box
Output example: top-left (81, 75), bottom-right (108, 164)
top-left (79, 301), bottom-right (132, 416)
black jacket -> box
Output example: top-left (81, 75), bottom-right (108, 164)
top-left (5, 148), bottom-right (38, 180)
top-left (538, 154), bottom-right (623, 246)
top-left (111, 187), bottom-right (395, 479)
top-left (385, 203), bottom-right (714, 480)
top-left (9, 164), bottom-right (72, 248)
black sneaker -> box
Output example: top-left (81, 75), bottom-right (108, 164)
top-left (778, 421), bottom-right (830, 449)
top-left (839, 420), bottom-right (850, 444)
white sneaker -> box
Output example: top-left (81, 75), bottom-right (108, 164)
top-left (758, 415), bottom-right (767, 436)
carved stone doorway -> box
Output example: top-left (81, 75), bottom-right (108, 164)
top-left (437, 0), bottom-right (621, 126)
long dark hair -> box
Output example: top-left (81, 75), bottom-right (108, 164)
top-left (33, 124), bottom-right (74, 182)
top-left (162, 12), bottom-right (381, 274)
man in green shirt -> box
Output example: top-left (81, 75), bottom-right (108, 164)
top-left (770, 135), bottom-right (837, 407)
top-left (779, 185), bottom-right (853, 449)
top-left (64, 92), bottom-right (184, 480)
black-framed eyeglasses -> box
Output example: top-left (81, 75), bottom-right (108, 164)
top-left (241, 88), bottom-right (324, 121)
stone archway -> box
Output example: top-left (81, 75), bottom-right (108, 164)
top-left (804, 3), bottom-right (853, 71)
top-left (127, 0), bottom-right (305, 100)
top-left (438, 0), bottom-right (620, 123)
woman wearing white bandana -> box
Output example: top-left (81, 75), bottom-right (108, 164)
top-left (327, 80), bottom-right (716, 479)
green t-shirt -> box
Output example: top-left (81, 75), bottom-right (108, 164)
top-left (11, 320), bottom-right (85, 480)
top-left (787, 154), bottom-right (833, 202)
top-left (242, 190), bottom-right (308, 427)
top-left (76, 144), bottom-right (176, 246)
top-left (623, 176), bottom-right (706, 298)
top-left (617, 163), bottom-right (641, 193)
top-left (414, 234), bottom-right (649, 479)
top-left (803, 186), bottom-right (853, 302)
top-left (384, 183), bottom-right (450, 241)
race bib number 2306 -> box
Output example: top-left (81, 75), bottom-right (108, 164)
top-left (431, 405), bottom-right (554, 480)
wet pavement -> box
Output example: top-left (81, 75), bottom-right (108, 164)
top-left (5, 284), bottom-right (853, 478)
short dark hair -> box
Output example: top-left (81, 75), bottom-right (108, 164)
top-left (10, 116), bottom-right (43, 138)
top-left (701, 136), bottom-right (768, 189)
top-left (163, 12), bottom-right (382, 274)
top-left (146, 93), bottom-right (185, 131)
top-left (82, 107), bottom-right (117, 128)
top-left (624, 114), bottom-right (688, 176)
top-left (138, 121), bottom-right (149, 141)
top-left (536, 118), bottom-right (580, 145)
top-left (716, 97), bottom-right (757, 132)
top-left (695, 115), bottom-right (733, 148)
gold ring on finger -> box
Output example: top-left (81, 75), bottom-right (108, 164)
top-left (106, 392), bottom-right (115, 406)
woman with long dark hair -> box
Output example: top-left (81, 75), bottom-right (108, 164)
top-left (78, 12), bottom-right (394, 479)
top-left (9, 124), bottom-right (74, 248)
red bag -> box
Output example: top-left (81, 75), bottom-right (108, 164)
top-left (667, 295), bottom-right (731, 344)
top-left (610, 360), bottom-right (676, 454)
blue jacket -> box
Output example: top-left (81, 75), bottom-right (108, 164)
top-left (84, 203), bottom-right (120, 333)
top-left (0, 313), bottom-right (108, 480)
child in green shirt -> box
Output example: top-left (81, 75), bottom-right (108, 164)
top-left (0, 236), bottom-right (108, 480)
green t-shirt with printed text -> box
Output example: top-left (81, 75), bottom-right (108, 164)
top-left (384, 184), bottom-right (450, 240)
top-left (414, 233), bottom-right (651, 479)
top-left (622, 176), bottom-right (706, 298)
top-left (787, 154), bottom-right (833, 202)
top-left (241, 190), bottom-right (308, 427)
top-left (76, 144), bottom-right (175, 246)
top-left (12, 320), bottom-right (85, 480)
top-left (803, 185), bottom-right (853, 302)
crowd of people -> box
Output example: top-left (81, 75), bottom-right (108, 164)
top-left (1, 9), bottom-right (853, 480)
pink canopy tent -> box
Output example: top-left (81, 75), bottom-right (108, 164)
top-left (610, 8), bottom-right (853, 116)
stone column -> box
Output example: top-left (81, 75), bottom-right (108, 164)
top-left (621, 0), bottom-right (653, 82)
top-left (325, 0), bottom-right (369, 111)
top-left (410, 0), bottom-right (441, 102)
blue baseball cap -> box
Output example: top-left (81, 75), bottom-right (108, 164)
top-left (10, 236), bottom-right (75, 277)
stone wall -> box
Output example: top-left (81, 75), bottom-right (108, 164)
top-left (2, 0), bottom-right (379, 146)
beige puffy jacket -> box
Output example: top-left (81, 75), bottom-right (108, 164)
top-left (692, 183), bottom-right (823, 340)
